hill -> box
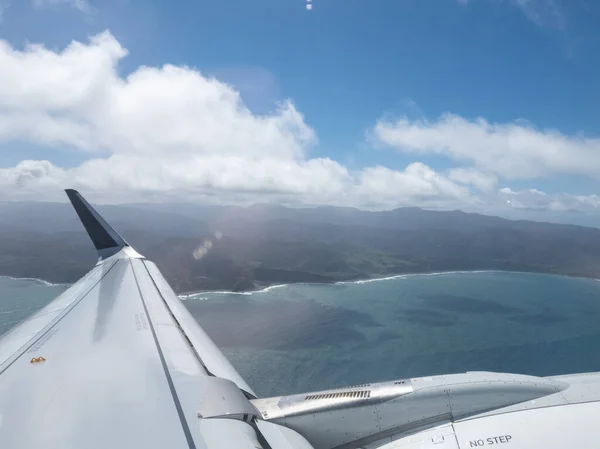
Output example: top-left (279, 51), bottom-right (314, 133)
top-left (1, 201), bottom-right (600, 292)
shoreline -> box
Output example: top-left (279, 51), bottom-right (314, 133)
top-left (4, 268), bottom-right (600, 297)
top-left (0, 275), bottom-right (67, 287)
top-left (178, 270), bottom-right (500, 298)
top-left (177, 268), bottom-right (600, 299)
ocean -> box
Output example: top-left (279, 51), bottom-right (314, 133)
top-left (2, 271), bottom-right (600, 398)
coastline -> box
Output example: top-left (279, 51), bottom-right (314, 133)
top-left (177, 270), bottom-right (500, 298)
top-left (0, 275), bottom-right (68, 287)
top-left (177, 268), bottom-right (600, 299)
top-left (4, 268), bottom-right (600, 299)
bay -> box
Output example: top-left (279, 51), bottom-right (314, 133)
top-left (3, 271), bottom-right (600, 397)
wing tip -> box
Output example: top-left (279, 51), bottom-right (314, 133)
top-left (65, 188), bottom-right (130, 259)
top-left (64, 188), bottom-right (82, 205)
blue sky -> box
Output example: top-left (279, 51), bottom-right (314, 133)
top-left (1, 0), bottom-right (600, 224)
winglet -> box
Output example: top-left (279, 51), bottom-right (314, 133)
top-left (65, 189), bottom-right (130, 260)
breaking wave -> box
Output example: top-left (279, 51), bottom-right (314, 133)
top-left (179, 283), bottom-right (291, 300)
top-left (179, 272), bottom-right (506, 299)
top-left (335, 270), bottom-right (495, 285)
top-left (0, 276), bottom-right (66, 287)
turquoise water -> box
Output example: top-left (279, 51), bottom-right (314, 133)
top-left (3, 271), bottom-right (600, 397)
top-left (0, 277), bottom-right (67, 336)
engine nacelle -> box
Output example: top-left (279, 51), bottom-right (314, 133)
top-left (251, 372), bottom-right (566, 449)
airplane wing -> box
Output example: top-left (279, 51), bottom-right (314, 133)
top-left (0, 190), bottom-right (314, 449)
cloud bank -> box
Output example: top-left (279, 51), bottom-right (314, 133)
top-left (372, 113), bottom-right (600, 214)
top-left (373, 114), bottom-right (600, 180)
top-left (0, 32), bottom-right (472, 209)
top-left (0, 31), bottom-right (597, 218)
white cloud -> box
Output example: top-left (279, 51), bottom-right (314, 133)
top-left (448, 168), bottom-right (497, 194)
top-left (2, 31), bottom-right (598, 219)
top-left (2, 160), bottom-right (67, 190)
top-left (372, 114), bottom-right (600, 216)
top-left (0, 32), bottom-right (470, 209)
top-left (0, 33), bottom-right (312, 157)
top-left (373, 114), bottom-right (600, 181)
top-left (32, 0), bottom-right (93, 13)
top-left (357, 163), bottom-right (472, 208)
top-left (499, 187), bottom-right (600, 212)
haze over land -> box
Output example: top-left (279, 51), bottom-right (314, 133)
top-left (3, 201), bottom-right (600, 293)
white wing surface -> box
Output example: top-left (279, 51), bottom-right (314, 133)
top-left (0, 190), bottom-right (268, 449)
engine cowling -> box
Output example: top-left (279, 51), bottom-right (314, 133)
top-left (251, 372), bottom-right (566, 449)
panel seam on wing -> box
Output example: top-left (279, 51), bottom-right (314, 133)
top-left (0, 260), bottom-right (119, 376)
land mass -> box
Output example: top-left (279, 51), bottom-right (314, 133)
top-left (1, 201), bottom-right (600, 292)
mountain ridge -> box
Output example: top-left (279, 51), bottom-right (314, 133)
top-left (1, 201), bottom-right (600, 292)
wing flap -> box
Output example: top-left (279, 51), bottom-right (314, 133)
top-left (142, 259), bottom-right (256, 397)
top-left (256, 421), bottom-right (316, 449)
